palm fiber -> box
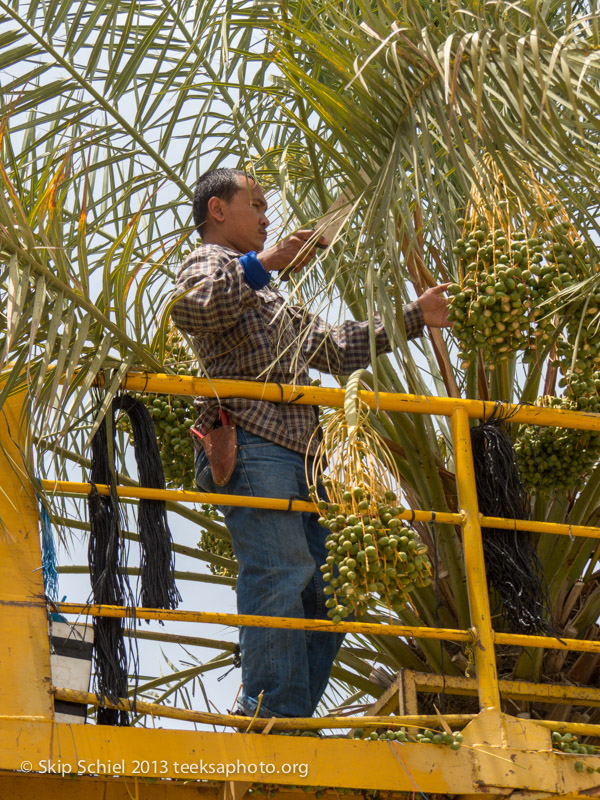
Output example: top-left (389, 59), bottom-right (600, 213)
top-left (88, 393), bottom-right (180, 725)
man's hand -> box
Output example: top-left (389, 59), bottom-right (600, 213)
top-left (417, 283), bottom-right (452, 328)
top-left (258, 230), bottom-right (327, 273)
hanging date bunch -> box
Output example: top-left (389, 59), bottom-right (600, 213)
top-left (200, 529), bottom-right (236, 578)
top-left (198, 504), bottom-right (237, 580)
top-left (555, 279), bottom-right (600, 413)
top-left (511, 377), bottom-right (600, 495)
top-left (117, 328), bottom-right (198, 490)
top-left (447, 160), bottom-right (589, 370)
top-left (513, 247), bottom-right (600, 493)
top-left (307, 371), bottom-right (431, 623)
top-left (514, 395), bottom-right (600, 493)
top-left (515, 342), bottom-right (600, 494)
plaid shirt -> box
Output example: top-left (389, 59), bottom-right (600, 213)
top-left (171, 244), bottom-right (424, 455)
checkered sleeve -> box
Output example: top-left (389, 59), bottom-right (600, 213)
top-left (170, 247), bottom-right (261, 334)
top-left (402, 300), bottom-right (425, 339)
top-left (293, 300), bottom-right (424, 376)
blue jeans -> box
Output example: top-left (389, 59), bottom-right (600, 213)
top-left (195, 428), bottom-right (345, 718)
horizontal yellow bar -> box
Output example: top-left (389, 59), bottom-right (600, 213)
top-left (40, 479), bottom-right (462, 524)
top-left (412, 672), bottom-right (600, 707)
top-left (0, 718), bottom-right (477, 794)
top-left (40, 481), bottom-right (600, 543)
top-left (5, 710), bottom-right (599, 795)
top-left (495, 631), bottom-right (600, 653)
top-left (122, 373), bottom-right (600, 431)
top-left (43, 479), bottom-right (600, 544)
top-left (480, 514), bottom-right (600, 539)
top-left (536, 719), bottom-right (600, 738)
top-left (41, 480), bottom-right (316, 512)
top-left (53, 687), bottom-right (475, 731)
top-left (54, 602), bottom-right (471, 642)
top-left (55, 602), bottom-right (600, 657)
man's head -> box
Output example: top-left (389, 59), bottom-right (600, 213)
top-left (192, 168), bottom-right (269, 253)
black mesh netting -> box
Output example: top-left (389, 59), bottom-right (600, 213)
top-left (470, 404), bottom-right (552, 634)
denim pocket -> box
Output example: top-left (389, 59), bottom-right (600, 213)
top-left (195, 451), bottom-right (213, 491)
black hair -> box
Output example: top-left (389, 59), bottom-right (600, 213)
top-left (192, 168), bottom-right (249, 235)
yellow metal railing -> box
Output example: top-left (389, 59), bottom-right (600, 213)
top-left (40, 374), bottom-right (600, 729)
top-left (51, 686), bottom-right (476, 733)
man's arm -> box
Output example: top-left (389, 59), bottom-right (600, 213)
top-left (291, 285), bottom-right (451, 376)
top-left (171, 247), bottom-right (263, 334)
top-left (288, 302), bottom-right (423, 376)
top-left (171, 232), bottom-right (326, 335)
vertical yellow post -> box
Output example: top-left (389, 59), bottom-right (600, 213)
top-left (0, 387), bottom-right (54, 720)
top-left (451, 406), bottom-right (500, 710)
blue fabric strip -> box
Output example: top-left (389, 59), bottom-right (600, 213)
top-left (38, 494), bottom-right (59, 602)
top-left (239, 251), bottom-right (271, 290)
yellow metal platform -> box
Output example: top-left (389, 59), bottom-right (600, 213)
top-left (3, 376), bottom-right (600, 799)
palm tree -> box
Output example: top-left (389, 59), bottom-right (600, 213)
top-left (224, 0), bottom-right (600, 716)
top-left (2, 0), bottom-right (600, 724)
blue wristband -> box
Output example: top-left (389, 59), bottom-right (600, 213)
top-left (239, 251), bottom-right (271, 290)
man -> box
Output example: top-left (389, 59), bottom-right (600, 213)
top-left (171, 168), bottom-right (450, 722)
